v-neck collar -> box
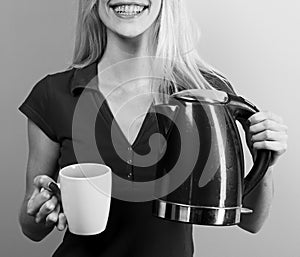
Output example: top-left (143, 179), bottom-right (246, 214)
top-left (70, 60), bottom-right (156, 148)
top-left (98, 91), bottom-right (156, 148)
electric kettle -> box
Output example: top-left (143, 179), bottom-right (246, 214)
top-left (152, 89), bottom-right (272, 226)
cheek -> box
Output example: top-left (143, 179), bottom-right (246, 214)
top-left (98, 0), bottom-right (110, 18)
top-left (98, 4), bottom-right (111, 27)
top-left (98, 3), bottom-right (104, 16)
top-left (153, 0), bottom-right (163, 12)
top-left (150, 0), bottom-right (162, 21)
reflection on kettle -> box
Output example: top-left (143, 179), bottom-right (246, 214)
top-left (152, 89), bottom-right (272, 226)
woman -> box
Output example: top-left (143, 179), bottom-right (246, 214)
top-left (18, 0), bottom-right (288, 256)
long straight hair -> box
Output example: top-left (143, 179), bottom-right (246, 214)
top-left (72, 0), bottom-right (229, 102)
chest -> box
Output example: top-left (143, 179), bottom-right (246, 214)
top-left (100, 86), bottom-right (154, 146)
top-left (56, 88), bottom-right (161, 182)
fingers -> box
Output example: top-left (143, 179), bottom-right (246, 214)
top-left (252, 141), bottom-right (287, 154)
top-left (34, 196), bottom-right (67, 231)
top-left (57, 213), bottom-right (67, 231)
top-left (249, 119), bottom-right (288, 134)
top-left (27, 175), bottom-right (57, 216)
top-left (35, 195), bottom-right (58, 224)
top-left (45, 202), bottom-right (61, 227)
top-left (248, 111), bottom-right (288, 166)
top-left (27, 189), bottom-right (52, 216)
top-left (248, 111), bottom-right (288, 142)
top-left (248, 111), bottom-right (283, 125)
top-left (26, 174), bottom-right (67, 231)
top-left (251, 130), bottom-right (288, 142)
top-left (35, 196), bottom-right (67, 231)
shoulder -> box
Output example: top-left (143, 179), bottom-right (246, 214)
top-left (200, 69), bottom-right (237, 95)
top-left (24, 67), bottom-right (77, 111)
top-left (45, 67), bottom-right (76, 92)
top-left (32, 66), bottom-right (77, 103)
top-left (31, 67), bottom-right (75, 91)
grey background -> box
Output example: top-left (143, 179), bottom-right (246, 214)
top-left (1, 0), bottom-right (299, 256)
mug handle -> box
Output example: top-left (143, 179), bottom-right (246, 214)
top-left (48, 182), bottom-right (61, 196)
top-left (227, 94), bottom-right (272, 198)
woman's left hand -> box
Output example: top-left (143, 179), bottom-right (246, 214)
top-left (248, 111), bottom-right (288, 167)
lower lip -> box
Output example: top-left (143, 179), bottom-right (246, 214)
top-left (110, 7), bottom-right (148, 19)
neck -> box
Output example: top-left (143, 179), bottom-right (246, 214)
top-left (98, 28), bottom-right (155, 87)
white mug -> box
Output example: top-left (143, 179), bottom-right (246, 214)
top-left (58, 163), bottom-right (112, 235)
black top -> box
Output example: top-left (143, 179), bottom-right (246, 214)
top-left (18, 60), bottom-right (234, 257)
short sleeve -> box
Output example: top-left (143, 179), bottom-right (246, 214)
top-left (18, 75), bottom-right (58, 142)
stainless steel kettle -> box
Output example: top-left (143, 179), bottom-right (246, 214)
top-left (152, 89), bottom-right (272, 226)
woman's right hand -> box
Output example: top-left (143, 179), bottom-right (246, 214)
top-left (27, 175), bottom-right (67, 231)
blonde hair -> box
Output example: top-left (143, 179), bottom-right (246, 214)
top-left (72, 0), bottom-right (229, 102)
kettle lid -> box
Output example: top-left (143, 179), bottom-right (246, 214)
top-left (172, 89), bottom-right (229, 104)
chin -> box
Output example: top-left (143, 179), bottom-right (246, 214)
top-left (115, 29), bottom-right (146, 39)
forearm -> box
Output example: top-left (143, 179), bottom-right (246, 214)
top-left (238, 166), bottom-right (274, 233)
top-left (18, 196), bottom-right (54, 242)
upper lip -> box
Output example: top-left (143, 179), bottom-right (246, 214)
top-left (109, 1), bottom-right (150, 7)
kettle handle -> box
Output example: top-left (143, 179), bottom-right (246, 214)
top-left (227, 94), bottom-right (272, 198)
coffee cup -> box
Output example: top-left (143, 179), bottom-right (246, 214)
top-left (58, 163), bottom-right (112, 235)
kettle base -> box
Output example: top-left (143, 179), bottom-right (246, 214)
top-left (152, 199), bottom-right (241, 226)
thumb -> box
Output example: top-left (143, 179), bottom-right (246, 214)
top-left (29, 175), bottom-right (55, 204)
top-left (33, 175), bottom-right (56, 191)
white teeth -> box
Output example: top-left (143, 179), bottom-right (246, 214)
top-left (112, 4), bottom-right (145, 15)
top-left (134, 6), bottom-right (142, 12)
top-left (128, 5), bottom-right (134, 13)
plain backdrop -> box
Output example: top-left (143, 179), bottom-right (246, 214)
top-left (1, 0), bottom-right (299, 256)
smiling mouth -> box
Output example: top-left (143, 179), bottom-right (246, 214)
top-left (109, 3), bottom-right (149, 18)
